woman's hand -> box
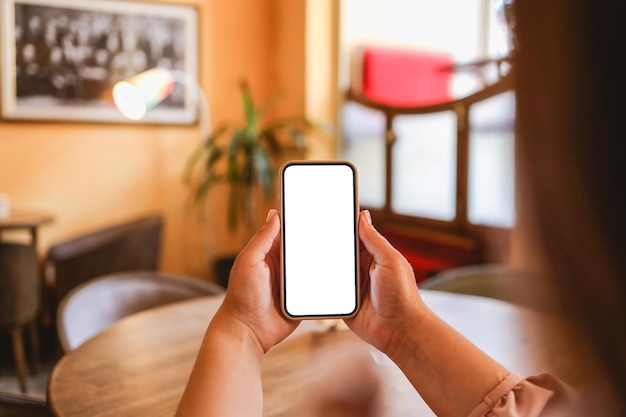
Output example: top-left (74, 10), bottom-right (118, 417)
top-left (344, 211), bottom-right (426, 355)
top-left (177, 210), bottom-right (297, 417)
top-left (346, 211), bottom-right (511, 417)
top-left (211, 209), bottom-right (299, 354)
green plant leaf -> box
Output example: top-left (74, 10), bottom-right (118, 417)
top-left (288, 128), bottom-right (308, 151)
top-left (182, 125), bottom-right (229, 184)
top-left (260, 131), bottom-right (283, 158)
top-left (253, 146), bottom-right (274, 199)
top-left (206, 145), bottom-right (224, 169)
top-left (226, 131), bottom-right (244, 185)
top-left (202, 146), bottom-right (224, 190)
top-left (182, 145), bottom-right (206, 185)
top-left (229, 129), bottom-right (246, 156)
top-left (184, 82), bottom-right (331, 231)
top-left (260, 115), bottom-right (310, 133)
top-left (204, 124), bottom-right (229, 146)
top-left (189, 175), bottom-right (213, 218)
top-left (256, 90), bottom-right (285, 120)
top-left (227, 183), bottom-right (244, 231)
top-left (239, 81), bottom-right (259, 137)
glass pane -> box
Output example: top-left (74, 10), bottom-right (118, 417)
top-left (488, 0), bottom-right (515, 58)
top-left (391, 112), bottom-right (457, 220)
top-left (341, 101), bottom-right (386, 208)
top-left (468, 91), bottom-right (515, 227)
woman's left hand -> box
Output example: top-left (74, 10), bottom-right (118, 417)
top-left (212, 209), bottom-right (299, 354)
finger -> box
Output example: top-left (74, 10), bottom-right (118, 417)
top-left (267, 220), bottom-right (282, 285)
top-left (238, 209), bottom-right (280, 265)
top-left (358, 210), bottom-right (401, 266)
top-left (267, 215), bottom-right (282, 264)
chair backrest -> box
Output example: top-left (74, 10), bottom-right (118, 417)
top-left (56, 271), bottom-right (224, 352)
top-left (45, 215), bottom-right (164, 303)
top-left (0, 391), bottom-right (51, 417)
top-left (0, 242), bottom-right (39, 327)
top-left (419, 263), bottom-right (550, 311)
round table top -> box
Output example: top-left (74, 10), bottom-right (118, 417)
top-left (48, 290), bottom-right (589, 417)
top-left (0, 211), bottom-right (54, 230)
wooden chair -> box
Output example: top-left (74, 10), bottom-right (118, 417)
top-left (0, 242), bottom-right (40, 393)
top-left (44, 215), bottom-right (164, 305)
top-left (0, 391), bottom-right (50, 417)
top-left (56, 271), bottom-right (225, 352)
top-left (419, 263), bottom-right (552, 312)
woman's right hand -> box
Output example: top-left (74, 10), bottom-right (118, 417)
top-left (344, 211), bottom-right (428, 356)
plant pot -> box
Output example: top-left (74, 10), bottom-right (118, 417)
top-left (214, 255), bottom-right (237, 288)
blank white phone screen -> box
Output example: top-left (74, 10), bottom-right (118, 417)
top-left (282, 163), bottom-right (358, 317)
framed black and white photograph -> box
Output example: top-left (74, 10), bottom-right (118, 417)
top-left (0, 0), bottom-right (198, 124)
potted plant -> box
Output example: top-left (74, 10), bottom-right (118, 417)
top-left (183, 80), bottom-right (325, 286)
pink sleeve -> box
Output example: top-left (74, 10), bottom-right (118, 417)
top-left (468, 372), bottom-right (579, 417)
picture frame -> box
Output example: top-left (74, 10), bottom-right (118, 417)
top-left (0, 0), bottom-right (198, 124)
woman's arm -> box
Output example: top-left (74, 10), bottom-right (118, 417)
top-left (175, 210), bottom-right (299, 417)
top-left (384, 307), bottom-right (509, 417)
top-left (175, 316), bottom-right (265, 417)
top-left (346, 211), bottom-right (510, 417)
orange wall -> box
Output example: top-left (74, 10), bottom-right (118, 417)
top-left (0, 0), bottom-right (327, 282)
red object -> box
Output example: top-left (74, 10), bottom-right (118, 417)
top-left (359, 46), bottom-right (454, 106)
top-left (398, 248), bottom-right (459, 284)
top-left (381, 228), bottom-right (478, 285)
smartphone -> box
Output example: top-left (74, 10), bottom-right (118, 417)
top-left (280, 160), bottom-right (359, 319)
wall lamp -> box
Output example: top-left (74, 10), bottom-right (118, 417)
top-left (112, 67), bottom-right (211, 139)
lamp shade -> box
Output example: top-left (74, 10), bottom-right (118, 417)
top-left (112, 68), bottom-right (175, 120)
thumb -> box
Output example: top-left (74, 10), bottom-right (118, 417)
top-left (358, 211), bottom-right (404, 266)
top-left (238, 209), bottom-right (280, 265)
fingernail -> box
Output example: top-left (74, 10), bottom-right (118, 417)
top-left (364, 210), bottom-right (372, 225)
top-left (266, 209), bottom-right (277, 223)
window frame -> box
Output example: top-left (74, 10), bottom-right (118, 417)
top-left (344, 72), bottom-right (514, 262)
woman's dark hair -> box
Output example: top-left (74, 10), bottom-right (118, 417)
top-left (513, 0), bottom-right (625, 413)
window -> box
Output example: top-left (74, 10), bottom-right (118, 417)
top-left (341, 102), bottom-right (386, 208)
top-left (338, 0), bottom-right (514, 266)
top-left (468, 91), bottom-right (515, 228)
top-left (391, 112), bottom-right (457, 221)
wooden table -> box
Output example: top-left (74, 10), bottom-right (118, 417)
top-left (0, 211), bottom-right (54, 248)
top-left (48, 291), bottom-right (590, 417)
